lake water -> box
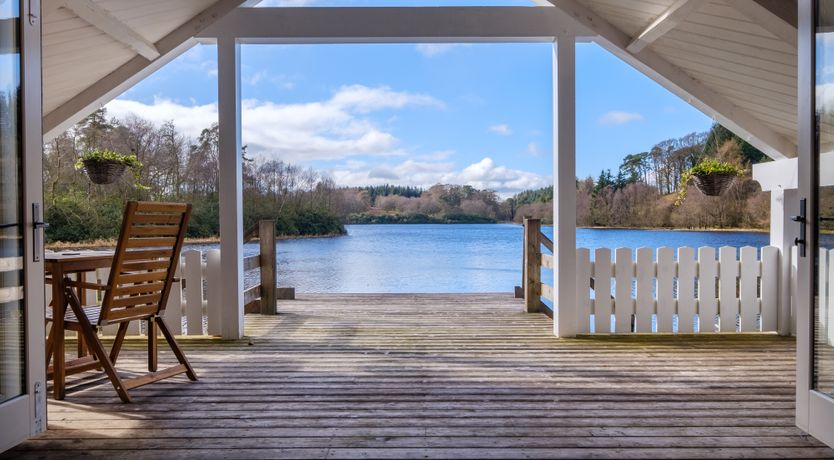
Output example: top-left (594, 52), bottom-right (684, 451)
top-left (205, 224), bottom-right (774, 293)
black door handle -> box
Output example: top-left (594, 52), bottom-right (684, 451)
top-left (794, 198), bottom-right (807, 258)
top-left (32, 203), bottom-right (48, 263)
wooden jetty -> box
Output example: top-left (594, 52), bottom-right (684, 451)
top-left (8, 294), bottom-right (833, 459)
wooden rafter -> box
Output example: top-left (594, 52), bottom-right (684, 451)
top-left (56, 0), bottom-right (160, 60)
top-left (43, 0), bottom-right (250, 140)
top-left (626, 0), bottom-right (701, 53)
top-left (546, 0), bottom-right (795, 160)
top-left (730, 0), bottom-right (797, 47)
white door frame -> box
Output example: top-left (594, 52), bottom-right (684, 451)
top-left (797, 0), bottom-right (834, 448)
top-left (0, 0), bottom-right (46, 452)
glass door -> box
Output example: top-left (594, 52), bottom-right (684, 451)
top-left (816, 2), bottom-right (834, 399)
top-left (797, 0), bottom-right (834, 448)
top-left (0, 0), bottom-right (26, 410)
top-left (0, 0), bottom-right (45, 452)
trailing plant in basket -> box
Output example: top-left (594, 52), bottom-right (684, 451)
top-left (74, 149), bottom-right (146, 188)
top-left (675, 158), bottom-right (743, 205)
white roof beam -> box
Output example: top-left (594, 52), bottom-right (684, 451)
top-left (43, 0), bottom-right (249, 141)
top-left (729, 0), bottom-right (797, 47)
top-left (754, 151), bottom-right (834, 191)
top-left (547, 0), bottom-right (795, 160)
top-left (56, 0), bottom-right (160, 60)
top-left (626, 0), bottom-right (702, 54)
top-left (197, 7), bottom-right (593, 44)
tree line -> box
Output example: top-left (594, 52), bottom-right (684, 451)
top-left (515, 124), bottom-right (770, 229)
top-left (44, 110), bottom-right (772, 243)
top-left (44, 109), bottom-right (345, 242)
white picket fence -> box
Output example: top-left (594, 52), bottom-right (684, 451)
top-left (818, 248), bottom-right (834, 345)
top-left (573, 246), bottom-right (780, 334)
top-left (46, 249), bottom-right (224, 337)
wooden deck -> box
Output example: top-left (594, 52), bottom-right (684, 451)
top-left (7, 293), bottom-right (834, 459)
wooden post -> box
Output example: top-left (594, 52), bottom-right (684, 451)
top-left (524, 218), bottom-right (542, 313)
top-left (516, 216), bottom-right (531, 299)
top-left (217, 35), bottom-right (244, 340)
top-left (553, 36), bottom-right (578, 337)
top-left (259, 220), bottom-right (277, 315)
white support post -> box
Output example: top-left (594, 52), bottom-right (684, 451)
top-left (217, 35), bottom-right (244, 340)
top-left (553, 36), bottom-right (577, 338)
top-left (770, 187), bottom-right (799, 336)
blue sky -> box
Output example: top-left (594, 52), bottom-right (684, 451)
top-left (107, 34), bottom-right (712, 195)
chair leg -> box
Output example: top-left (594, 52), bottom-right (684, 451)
top-left (109, 323), bottom-right (129, 365)
top-left (45, 321), bottom-right (55, 369)
top-left (147, 318), bottom-right (157, 372)
top-left (77, 332), bottom-right (88, 358)
top-left (155, 316), bottom-right (197, 381)
top-left (64, 285), bottom-right (132, 403)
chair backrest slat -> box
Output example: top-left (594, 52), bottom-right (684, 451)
top-left (112, 282), bottom-right (166, 297)
top-left (122, 249), bottom-right (174, 261)
top-left (99, 201), bottom-right (191, 325)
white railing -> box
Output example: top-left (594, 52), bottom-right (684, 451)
top-left (523, 219), bottom-right (786, 334)
top-left (46, 249), bottom-right (224, 337)
top-left (571, 246), bottom-right (780, 334)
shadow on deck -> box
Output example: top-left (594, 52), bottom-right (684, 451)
top-left (7, 293), bottom-right (834, 459)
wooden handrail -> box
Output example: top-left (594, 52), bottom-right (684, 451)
top-left (520, 218), bottom-right (606, 318)
top-left (540, 233), bottom-right (554, 252)
top-left (243, 223), bottom-right (260, 244)
top-left (243, 254), bottom-right (261, 272)
top-left (522, 218), bottom-right (544, 314)
top-left (241, 220), bottom-right (278, 315)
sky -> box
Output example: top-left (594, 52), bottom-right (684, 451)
top-left (104, 3), bottom-right (714, 196)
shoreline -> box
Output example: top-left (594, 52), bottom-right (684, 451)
top-left (46, 225), bottom-right (774, 250)
top-left (500, 222), bottom-right (769, 233)
top-left (46, 231), bottom-right (346, 250)
top-left (574, 225), bottom-right (769, 234)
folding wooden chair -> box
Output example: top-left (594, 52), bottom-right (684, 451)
top-left (46, 201), bottom-right (196, 402)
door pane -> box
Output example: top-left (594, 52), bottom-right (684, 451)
top-left (815, 0), bottom-right (834, 397)
top-left (0, 0), bottom-right (24, 405)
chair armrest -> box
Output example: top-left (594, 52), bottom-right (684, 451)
top-left (63, 279), bottom-right (109, 291)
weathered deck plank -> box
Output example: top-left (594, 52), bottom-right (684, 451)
top-left (6, 293), bottom-right (834, 459)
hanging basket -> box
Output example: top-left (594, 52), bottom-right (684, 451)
top-left (692, 172), bottom-right (736, 196)
top-left (82, 159), bottom-right (128, 185)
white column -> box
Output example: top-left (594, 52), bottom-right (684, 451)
top-left (770, 187), bottom-right (799, 336)
top-left (553, 36), bottom-right (577, 338)
top-left (217, 35), bottom-right (244, 340)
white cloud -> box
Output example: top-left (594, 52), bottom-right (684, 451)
top-left (598, 110), bottom-right (644, 125)
top-left (330, 84), bottom-right (444, 113)
top-left (245, 70), bottom-right (268, 86)
top-left (203, 64), bottom-right (218, 77)
top-left (489, 124), bottom-right (512, 136)
top-left (417, 150), bottom-right (455, 161)
top-left (105, 85), bottom-right (443, 163)
top-left (368, 166), bottom-right (400, 180)
top-left (816, 82), bottom-right (834, 109)
top-left (455, 158), bottom-right (549, 193)
top-left (106, 98), bottom-right (218, 145)
top-left (415, 44), bottom-right (464, 58)
top-left (526, 142), bottom-right (540, 156)
top-left (328, 157), bottom-right (550, 196)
